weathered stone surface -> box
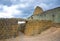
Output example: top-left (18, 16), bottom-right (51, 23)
top-left (0, 18), bottom-right (27, 40)
top-left (24, 20), bottom-right (53, 36)
top-left (28, 7), bottom-right (60, 23)
top-left (0, 25), bottom-right (19, 40)
top-left (33, 6), bottom-right (43, 15)
top-left (0, 18), bottom-right (21, 40)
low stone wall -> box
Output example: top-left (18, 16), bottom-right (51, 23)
top-left (24, 20), bottom-right (53, 36)
top-left (0, 19), bottom-right (19, 40)
top-left (0, 25), bottom-right (19, 39)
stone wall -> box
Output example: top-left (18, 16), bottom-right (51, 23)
top-left (33, 6), bottom-right (43, 15)
top-left (24, 20), bottom-right (53, 36)
top-left (28, 7), bottom-right (60, 23)
top-left (0, 18), bottom-right (19, 40)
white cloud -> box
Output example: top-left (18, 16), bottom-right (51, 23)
top-left (10, 0), bottom-right (17, 2)
top-left (18, 3), bottom-right (29, 8)
top-left (0, 3), bottom-right (29, 18)
top-left (0, 5), bottom-right (22, 18)
top-left (20, 0), bottom-right (34, 3)
top-left (39, 3), bottom-right (49, 10)
top-left (33, 3), bottom-right (49, 11)
top-left (0, 12), bottom-right (13, 18)
top-left (0, 0), bottom-right (60, 18)
top-left (3, 5), bottom-right (19, 14)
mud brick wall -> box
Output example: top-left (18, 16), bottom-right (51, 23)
top-left (24, 20), bottom-right (53, 36)
top-left (0, 18), bottom-right (19, 40)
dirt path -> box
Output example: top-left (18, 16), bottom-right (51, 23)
top-left (0, 27), bottom-right (60, 41)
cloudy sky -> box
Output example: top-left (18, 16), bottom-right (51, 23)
top-left (0, 0), bottom-right (60, 18)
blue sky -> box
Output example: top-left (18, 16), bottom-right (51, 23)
top-left (0, 0), bottom-right (60, 18)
